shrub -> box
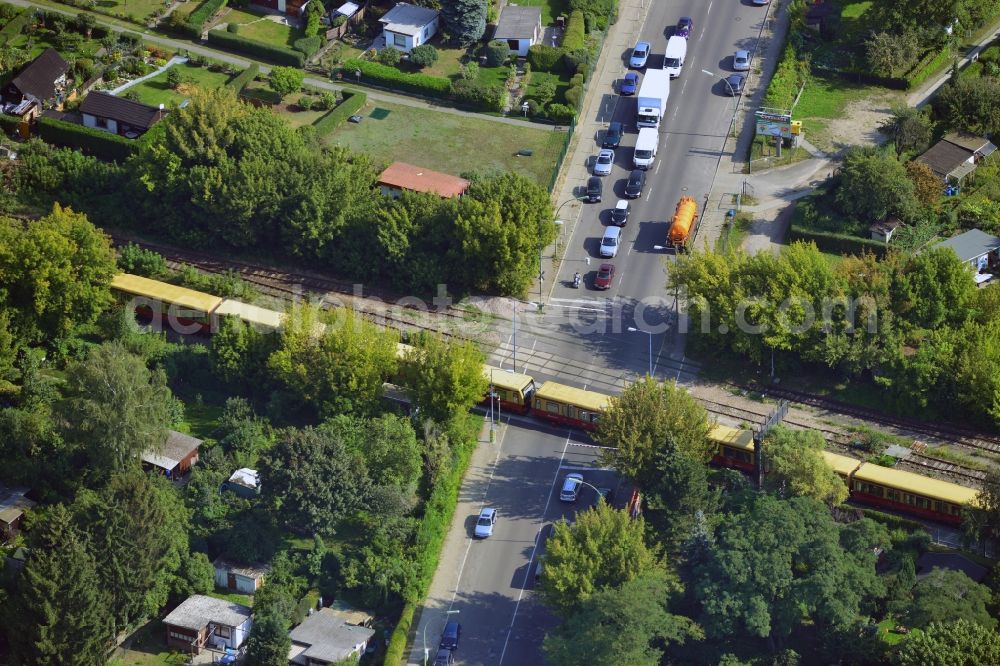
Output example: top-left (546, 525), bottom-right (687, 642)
top-left (564, 84), bottom-right (583, 108)
top-left (269, 65), bottom-right (304, 98)
top-left (528, 44), bottom-right (564, 72)
top-left (37, 115), bottom-right (136, 162)
top-left (526, 98), bottom-right (541, 116)
top-left (905, 47), bottom-right (951, 89)
top-left (226, 21), bottom-right (239, 33)
top-left (117, 242), bottom-right (168, 278)
top-left (378, 47), bottom-right (401, 66)
top-left (546, 103), bottom-right (576, 123)
top-left (563, 48), bottom-right (590, 74)
top-left (331, 15), bottom-right (347, 28)
top-left (410, 44), bottom-right (439, 68)
top-left (763, 41), bottom-right (808, 109)
top-left (484, 39), bottom-right (510, 67)
top-left (342, 58), bottom-right (451, 98)
top-left (224, 63), bottom-right (259, 92)
top-left (293, 35), bottom-right (322, 58)
top-left (298, 95), bottom-right (314, 110)
top-left (318, 91), bottom-right (337, 110)
top-left (562, 10), bottom-right (586, 50)
top-left (166, 67), bottom-right (182, 89)
top-left (207, 30), bottom-right (305, 67)
top-left (312, 90), bottom-right (367, 135)
top-left (452, 79), bottom-right (505, 112)
top-left (73, 58), bottom-right (95, 81)
top-left (0, 114), bottom-right (22, 136)
top-left (184, 0), bottom-right (228, 37)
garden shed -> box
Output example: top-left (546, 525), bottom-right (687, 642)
top-left (494, 5), bottom-right (543, 56)
top-left (915, 131), bottom-right (997, 184)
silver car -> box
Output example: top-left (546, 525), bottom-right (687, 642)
top-left (474, 507), bottom-right (497, 538)
top-left (593, 149), bottom-right (615, 176)
top-left (733, 49), bottom-right (750, 72)
top-left (559, 473), bottom-right (584, 501)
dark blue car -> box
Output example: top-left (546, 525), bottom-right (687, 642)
top-left (676, 17), bottom-right (693, 38)
top-left (620, 71), bottom-right (638, 95)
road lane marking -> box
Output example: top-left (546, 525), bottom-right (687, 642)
top-left (569, 442), bottom-right (618, 450)
top-left (559, 464), bottom-right (616, 471)
top-left (498, 431), bottom-right (573, 666)
top-left (654, 160), bottom-right (661, 174)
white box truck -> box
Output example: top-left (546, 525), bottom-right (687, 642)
top-left (636, 69), bottom-right (670, 129)
top-left (633, 127), bottom-right (658, 169)
top-left (664, 36), bottom-right (687, 79)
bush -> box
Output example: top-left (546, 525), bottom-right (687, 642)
top-left (787, 224), bottom-right (888, 257)
top-left (293, 35), bottom-right (322, 58)
top-left (117, 242), bottom-right (168, 278)
top-left (528, 44), bottom-right (565, 73)
top-left (563, 48), bottom-right (591, 75)
top-left (484, 39), bottom-right (510, 67)
top-left (298, 95), bottom-right (314, 110)
top-left (226, 21), bottom-right (239, 33)
top-left (331, 15), bottom-right (347, 28)
top-left (318, 91), bottom-right (337, 110)
top-left (905, 47), bottom-right (951, 89)
top-left (207, 30), bottom-right (305, 67)
top-left (451, 79), bottom-right (505, 112)
top-left (525, 98), bottom-right (541, 116)
top-left (562, 10), bottom-right (586, 51)
top-left (312, 90), bottom-right (366, 135)
top-left (410, 44), bottom-right (439, 68)
top-left (564, 84), bottom-right (584, 108)
top-left (378, 47), bottom-right (401, 66)
top-left (546, 103), bottom-right (576, 123)
top-left (184, 0), bottom-right (227, 37)
top-left (763, 41), bottom-right (809, 109)
top-left (342, 58), bottom-right (451, 98)
top-left (224, 63), bottom-right (259, 92)
top-left (0, 114), bottom-right (22, 136)
top-left (0, 12), bottom-right (30, 45)
top-left (37, 115), bottom-right (136, 162)
top-left (384, 602), bottom-right (415, 664)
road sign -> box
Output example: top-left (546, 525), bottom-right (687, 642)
top-left (755, 109), bottom-right (793, 139)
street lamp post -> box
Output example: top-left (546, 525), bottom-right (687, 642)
top-left (423, 610), bottom-right (460, 666)
top-left (627, 326), bottom-right (653, 377)
top-left (702, 68), bottom-right (737, 101)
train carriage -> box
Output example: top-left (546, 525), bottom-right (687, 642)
top-left (849, 463), bottom-right (978, 525)
top-left (821, 450), bottom-right (863, 479)
top-left (112, 273), bottom-right (222, 334)
top-left (214, 299), bottom-right (286, 333)
top-left (709, 424), bottom-right (756, 472)
top-left (483, 365), bottom-right (536, 414)
top-left (531, 381), bottom-right (609, 430)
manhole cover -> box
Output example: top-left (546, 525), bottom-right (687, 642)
top-left (370, 107), bottom-right (391, 120)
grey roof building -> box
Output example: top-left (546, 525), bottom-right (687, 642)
top-left (495, 5), bottom-right (542, 40)
top-left (141, 430), bottom-right (203, 477)
top-left (935, 229), bottom-right (1000, 265)
top-left (288, 607), bottom-right (376, 665)
top-left (915, 131), bottom-right (997, 183)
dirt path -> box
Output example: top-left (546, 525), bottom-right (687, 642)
top-left (807, 93), bottom-right (900, 155)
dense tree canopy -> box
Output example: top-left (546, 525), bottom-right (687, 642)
top-left (402, 333), bottom-right (486, 423)
top-left (893, 619), bottom-right (1000, 666)
top-left (836, 146), bottom-right (918, 223)
top-left (763, 426), bottom-right (849, 505)
top-left (906, 568), bottom-right (996, 629)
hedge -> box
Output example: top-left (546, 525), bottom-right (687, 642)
top-left (185, 0), bottom-right (227, 37)
top-left (527, 44), bottom-right (565, 73)
top-left (905, 46), bottom-right (951, 89)
top-left (208, 30), bottom-right (305, 67)
top-left (341, 58), bottom-right (451, 98)
top-left (37, 116), bottom-right (136, 162)
top-left (0, 114), bottom-right (21, 135)
top-left (225, 62), bottom-right (260, 92)
top-left (859, 508), bottom-right (929, 533)
top-left (312, 90), bottom-right (366, 135)
top-left (293, 35), bottom-right (322, 58)
top-left (763, 41), bottom-right (808, 109)
top-left (383, 602), bottom-right (415, 664)
top-left (787, 224), bottom-right (887, 257)
top-left (562, 10), bottom-right (586, 51)
top-left (0, 11), bottom-right (29, 45)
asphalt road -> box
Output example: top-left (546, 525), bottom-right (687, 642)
top-left (410, 417), bottom-right (618, 666)
top-left (485, 0), bottom-right (772, 393)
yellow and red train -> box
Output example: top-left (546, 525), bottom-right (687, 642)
top-left (112, 274), bottom-right (981, 526)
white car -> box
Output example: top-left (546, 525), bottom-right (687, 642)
top-left (559, 473), bottom-right (584, 502)
top-left (593, 149), bottom-right (615, 176)
top-left (600, 226), bottom-right (621, 258)
top-left (733, 49), bottom-right (750, 72)
top-left (474, 507), bottom-right (497, 538)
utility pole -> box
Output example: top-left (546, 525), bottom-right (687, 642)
top-left (753, 400), bottom-right (788, 490)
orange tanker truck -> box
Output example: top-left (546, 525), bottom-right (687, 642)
top-left (667, 196), bottom-right (699, 251)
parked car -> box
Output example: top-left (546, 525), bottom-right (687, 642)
top-left (733, 49), bottom-right (750, 71)
top-left (559, 473), bottom-right (584, 501)
top-left (624, 169), bottom-right (646, 198)
top-left (434, 648), bottom-right (455, 665)
top-left (723, 74), bottom-right (746, 96)
top-left (629, 41), bottom-right (650, 68)
top-left (752, 0), bottom-right (770, 5)
top-left (589, 487), bottom-right (614, 509)
top-left (440, 619), bottom-right (461, 651)
top-left (593, 149), bottom-right (615, 176)
top-left (586, 176), bottom-right (603, 203)
top-left (620, 71), bottom-right (639, 95)
top-left (603, 121), bottom-right (624, 148)
top-left (599, 226), bottom-right (621, 258)
top-left (474, 507), bottom-right (497, 538)
top-left (610, 199), bottom-right (630, 226)
top-left (676, 16), bottom-right (693, 38)
top-left (594, 263), bottom-right (615, 290)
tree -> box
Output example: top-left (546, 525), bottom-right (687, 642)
top-left (409, 44), bottom-right (439, 68)
top-left (268, 305), bottom-right (399, 417)
top-left (894, 619), bottom-right (1000, 666)
top-left (303, 0), bottom-right (325, 38)
top-left (166, 66), bottom-right (182, 90)
top-left (906, 160), bottom-right (941, 208)
top-left (321, 414), bottom-right (422, 493)
top-left (539, 503), bottom-right (658, 615)
top-left (0, 204), bottom-right (116, 342)
top-left (933, 77), bottom-right (1000, 138)
top-left (441, 0), bottom-right (487, 46)
top-left (892, 247), bottom-right (977, 331)
top-left (762, 426), bottom-right (849, 505)
top-left (646, 440), bottom-right (719, 549)
top-left (907, 568), bottom-right (996, 629)
top-left (75, 12), bottom-right (96, 39)
top-left (259, 426), bottom-right (370, 535)
top-left (594, 376), bottom-right (712, 485)
top-left (836, 146), bottom-right (918, 222)
top-left (865, 31), bottom-right (920, 76)
top-left (58, 342), bottom-right (176, 479)
top-left (269, 66), bottom-right (304, 99)
top-left (243, 582), bottom-right (295, 666)
top-left (975, 466), bottom-right (1000, 542)
top-left (377, 46), bottom-right (401, 66)
top-left (402, 333), bottom-right (486, 423)
top-left (879, 105), bottom-right (932, 158)
top-left (4, 505), bottom-right (112, 666)
top-left (542, 571), bottom-right (701, 665)
top-left (484, 39), bottom-right (510, 67)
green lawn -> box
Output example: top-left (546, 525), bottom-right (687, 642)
top-left (175, 399), bottom-right (223, 442)
top-left (112, 620), bottom-right (188, 666)
top-left (207, 589), bottom-right (254, 606)
top-left (510, 0), bottom-right (569, 26)
top-left (124, 62), bottom-right (233, 107)
top-left (223, 8), bottom-right (304, 47)
top-left (169, 0), bottom-right (199, 22)
top-left (93, 0), bottom-right (168, 21)
top-left (326, 98), bottom-right (566, 186)
top-left (524, 70), bottom-right (572, 105)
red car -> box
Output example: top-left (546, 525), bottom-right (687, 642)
top-left (594, 263), bottom-right (615, 290)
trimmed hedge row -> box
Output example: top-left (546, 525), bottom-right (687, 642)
top-left (763, 41), bottom-right (809, 109)
top-left (787, 224), bottom-right (887, 257)
top-left (37, 116), bottom-right (136, 162)
top-left (904, 46), bottom-right (951, 89)
top-left (562, 10), bottom-right (586, 51)
top-left (208, 29), bottom-right (305, 67)
top-left (184, 0), bottom-right (227, 38)
top-left (384, 602), bottom-right (415, 664)
top-left (225, 62), bottom-right (260, 92)
top-left (342, 58), bottom-right (451, 98)
top-left (312, 90), bottom-right (366, 135)
top-left (293, 35), bottom-right (322, 58)
top-left (0, 113), bottom-right (21, 135)
top-left (0, 11), bottom-right (29, 45)
top-left (527, 44), bottom-right (564, 72)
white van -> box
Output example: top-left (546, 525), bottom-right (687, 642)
top-left (633, 127), bottom-right (658, 169)
top-left (664, 36), bottom-right (687, 79)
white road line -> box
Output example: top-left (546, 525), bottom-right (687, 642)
top-left (498, 431), bottom-right (573, 666)
top-left (559, 464), bottom-right (616, 471)
top-left (569, 442), bottom-right (619, 450)
top-left (707, 1), bottom-right (714, 17)
top-left (654, 160), bottom-right (662, 174)
top-left (550, 297), bottom-right (604, 305)
top-left (675, 355), bottom-right (686, 381)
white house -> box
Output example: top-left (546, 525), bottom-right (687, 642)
top-left (213, 558), bottom-right (270, 594)
top-left (493, 5), bottom-right (542, 56)
top-left (162, 594), bottom-right (252, 654)
top-left (379, 2), bottom-right (439, 53)
top-left (79, 92), bottom-right (166, 139)
top-left (288, 607), bottom-right (375, 665)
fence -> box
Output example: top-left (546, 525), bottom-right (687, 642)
top-left (547, 119), bottom-right (574, 193)
top-left (325, 1), bottom-right (367, 41)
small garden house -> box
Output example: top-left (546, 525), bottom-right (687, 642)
top-left (141, 430), bottom-right (203, 478)
top-left (493, 5), bottom-right (543, 56)
top-left (1, 48), bottom-right (69, 120)
top-left (80, 92), bottom-right (167, 138)
top-left (379, 2), bottom-right (439, 53)
top-left (915, 131), bottom-right (997, 184)
top-left (213, 558), bottom-right (269, 594)
top-left (0, 485), bottom-right (34, 545)
top-left (288, 607), bottom-right (376, 665)
top-left (163, 594), bottom-right (253, 654)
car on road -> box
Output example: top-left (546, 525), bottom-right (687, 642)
top-left (752, 0), bottom-right (770, 5)
top-left (589, 487), bottom-right (614, 509)
top-left (676, 16), bottom-right (693, 38)
top-left (629, 41), bottom-right (650, 68)
top-left (723, 74), bottom-right (746, 96)
top-left (733, 49), bottom-right (750, 71)
top-left (594, 263), bottom-right (615, 290)
top-left (474, 507), bottom-right (497, 538)
top-left (620, 71), bottom-right (639, 95)
top-left (440, 619), bottom-right (461, 650)
top-left (603, 121), bottom-right (624, 148)
top-left (610, 199), bottom-right (630, 226)
top-left (559, 473), bottom-right (584, 501)
top-left (434, 648), bottom-right (455, 665)
top-left (586, 176), bottom-right (603, 202)
top-left (599, 226), bottom-right (621, 258)
top-left (593, 149), bottom-right (615, 176)
top-left (624, 169), bottom-right (646, 198)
